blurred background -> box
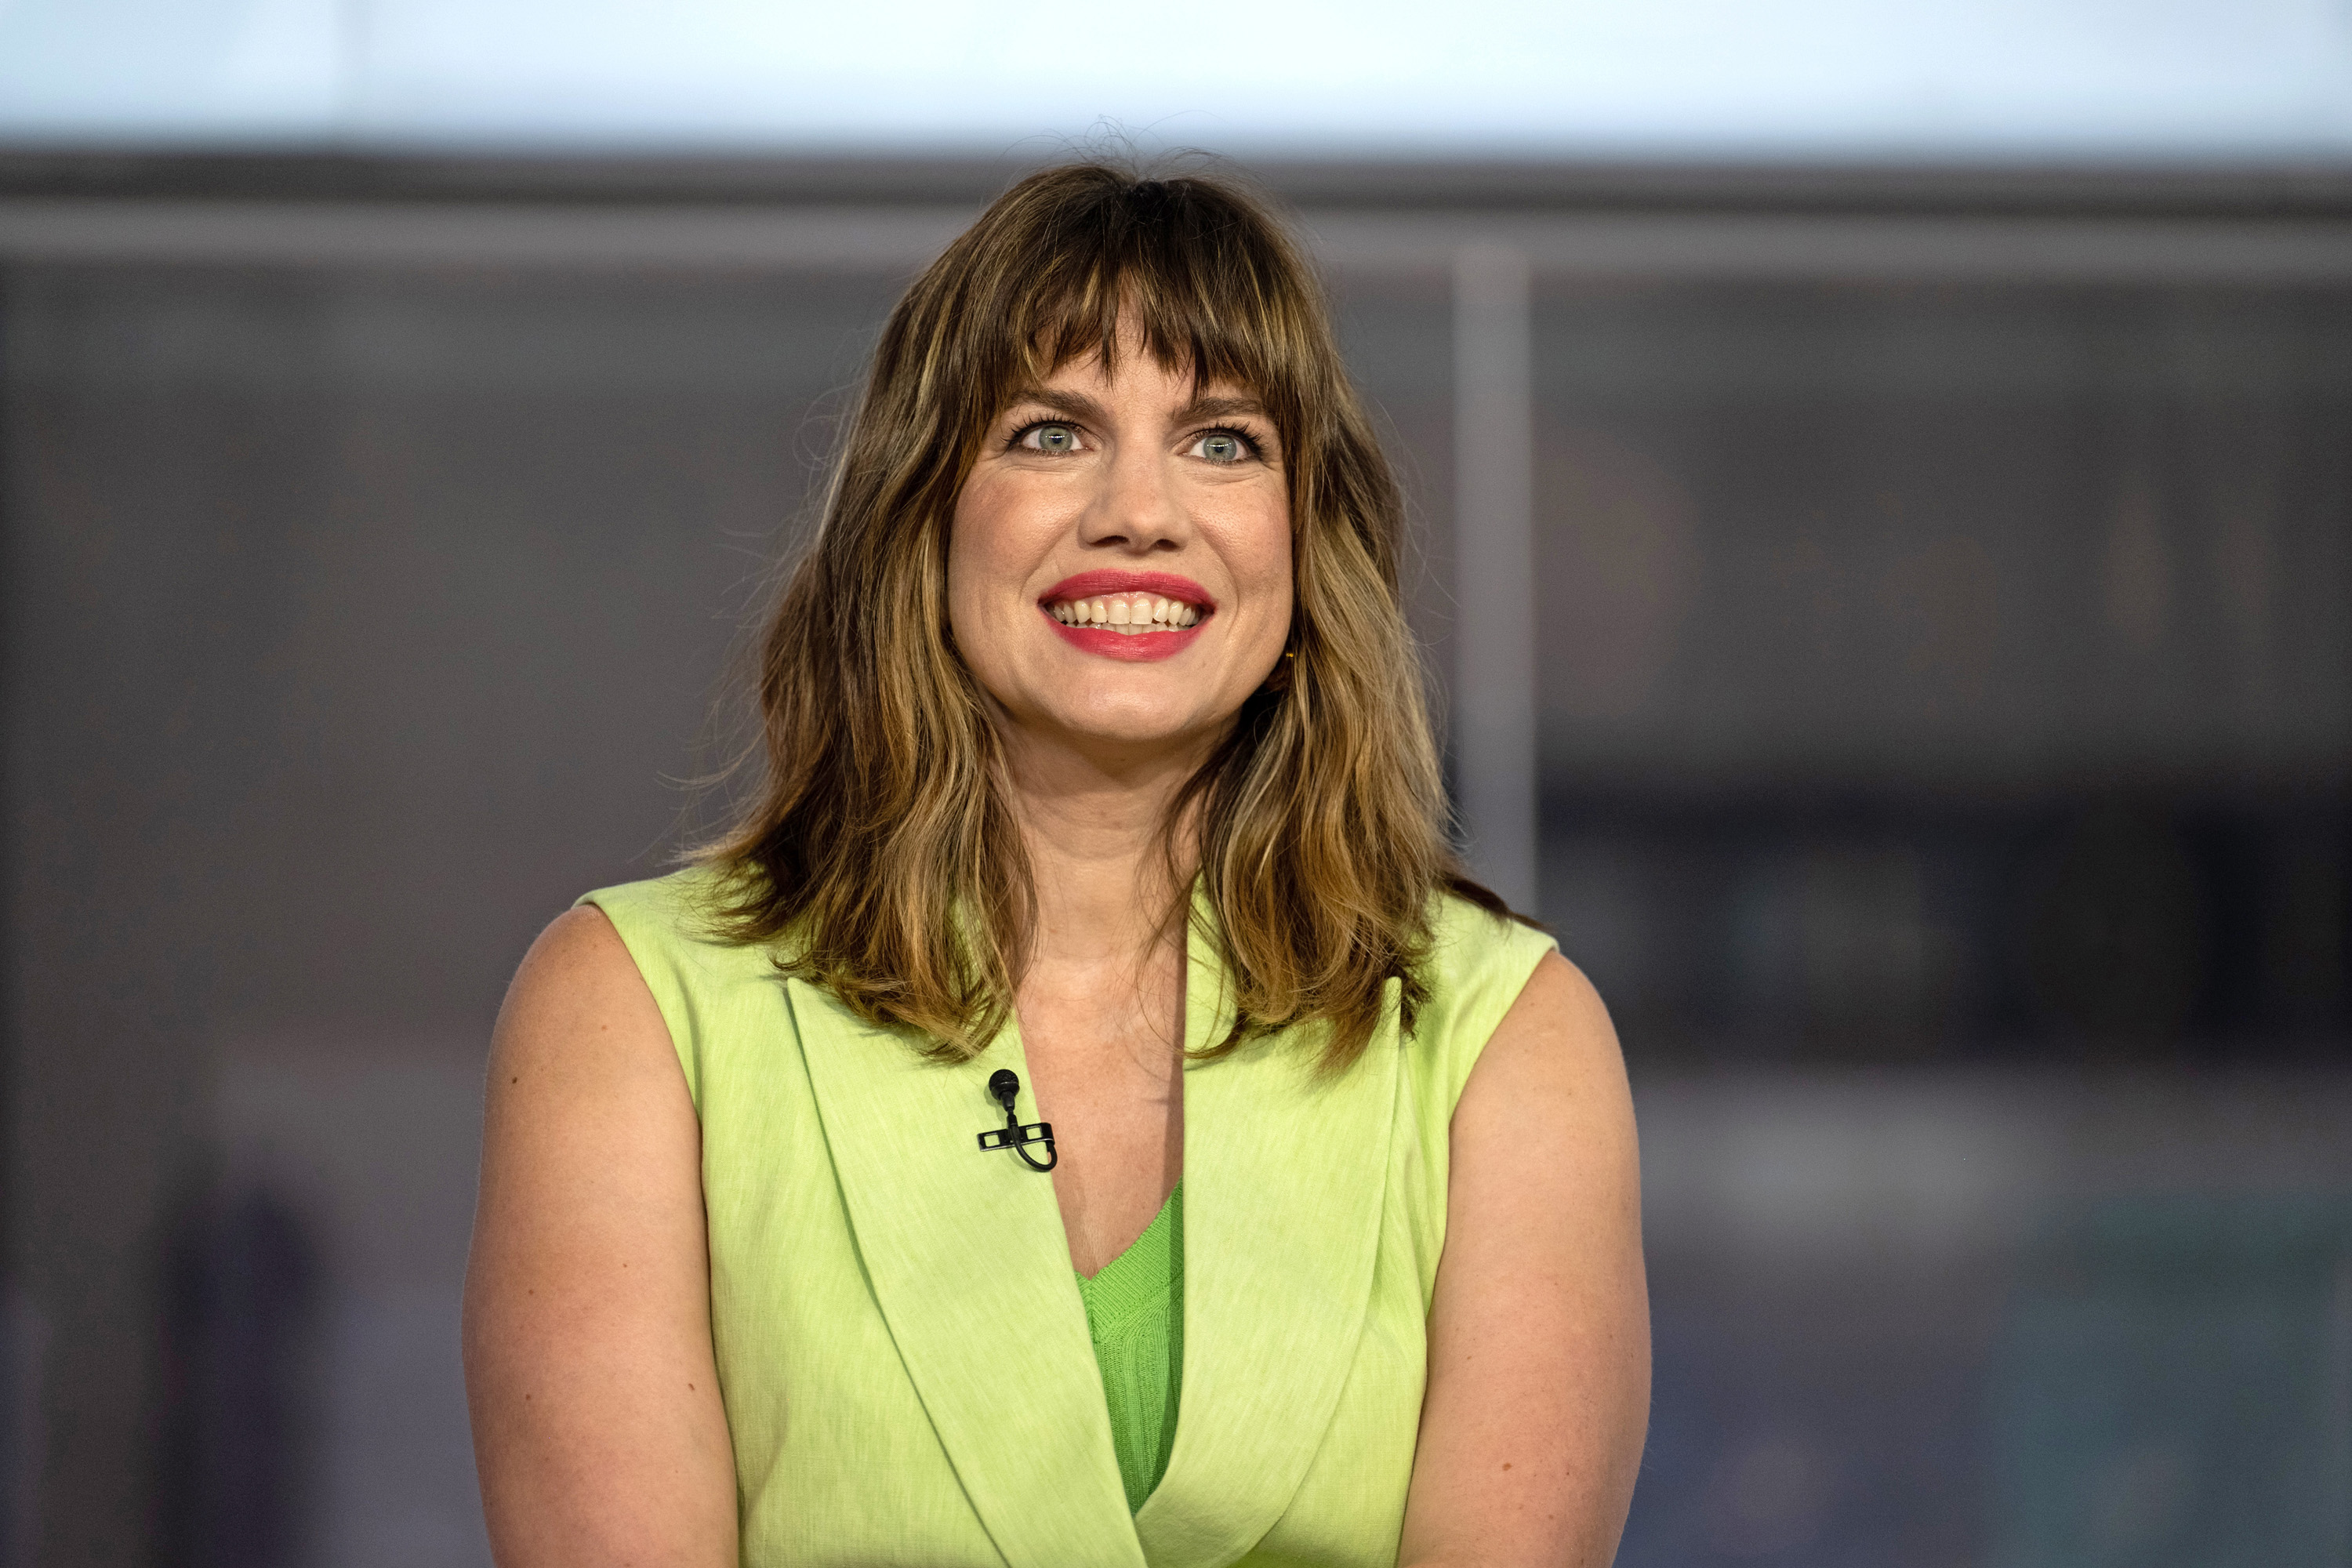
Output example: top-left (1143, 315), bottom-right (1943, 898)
top-left (4, 2), bottom-right (2350, 1563)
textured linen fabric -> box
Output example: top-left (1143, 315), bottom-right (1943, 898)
top-left (581, 867), bottom-right (1556, 1568)
top-left (1077, 1181), bottom-right (1185, 1514)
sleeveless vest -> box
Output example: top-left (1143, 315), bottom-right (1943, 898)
top-left (583, 868), bottom-right (1555, 1567)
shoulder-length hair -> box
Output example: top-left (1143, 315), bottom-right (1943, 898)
top-left (706, 160), bottom-right (1510, 1070)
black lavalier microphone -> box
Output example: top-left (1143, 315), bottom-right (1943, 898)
top-left (976, 1068), bottom-right (1058, 1171)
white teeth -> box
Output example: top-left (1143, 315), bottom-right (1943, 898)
top-left (1045, 593), bottom-right (1206, 632)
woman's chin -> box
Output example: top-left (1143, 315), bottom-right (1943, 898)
top-left (1020, 697), bottom-right (1232, 759)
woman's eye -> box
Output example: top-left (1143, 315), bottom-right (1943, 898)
top-left (1193, 430), bottom-right (1253, 464)
top-left (1019, 423), bottom-right (1081, 454)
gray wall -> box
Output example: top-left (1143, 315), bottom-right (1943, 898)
top-left (4, 263), bottom-right (894, 1562)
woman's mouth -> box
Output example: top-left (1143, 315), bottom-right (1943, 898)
top-left (1036, 572), bottom-right (1214, 661)
top-left (1046, 593), bottom-right (1203, 633)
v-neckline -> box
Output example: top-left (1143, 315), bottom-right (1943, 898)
top-left (786, 884), bottom-right (1406, 1568)
top-left (1076, 1179), bottom-right (1182, 1287)
top-left (1022, 901), bottom-right (1191, 1279)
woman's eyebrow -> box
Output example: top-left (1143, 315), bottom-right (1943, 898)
top-left (1178, 394), bottom-right (1269, 423)
top-left (1000, 387), bottom-right (1108, 424)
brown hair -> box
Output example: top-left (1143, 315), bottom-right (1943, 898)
top-left (706, 160), bottom-right (1512, 1069)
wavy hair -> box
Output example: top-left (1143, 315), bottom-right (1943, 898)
top-left (705, 160), bottom-right (1512, 1069)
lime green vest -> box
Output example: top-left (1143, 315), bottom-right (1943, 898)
top-left (583, 869), bottom-right (1555, 1568)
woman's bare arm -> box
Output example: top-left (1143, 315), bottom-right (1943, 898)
top-left (1398, 953), bottom-right (1650, 1568)
top-left (463, 907), bottom-right (739, 1566)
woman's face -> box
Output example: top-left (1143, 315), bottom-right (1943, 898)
top-left (949, 340), bottom-right (1292, 766)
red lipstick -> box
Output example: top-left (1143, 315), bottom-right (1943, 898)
top-left (1039, 571), bottom-right (1215, 608)
top-left (1038, 571), bottom-right (1214, 662)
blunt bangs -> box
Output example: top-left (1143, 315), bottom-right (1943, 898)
top-left (937, 171), bottom-right (1321, 470)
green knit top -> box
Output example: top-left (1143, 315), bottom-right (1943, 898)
top-left (1076, 1181), bottom-right (1184, 1513)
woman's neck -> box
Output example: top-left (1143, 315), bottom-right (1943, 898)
top-left (997, 728), bottom-right (1205, 981)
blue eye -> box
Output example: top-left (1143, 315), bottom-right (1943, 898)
top-left (1196, 430), bottom-right (1250, 464)
top-left (1022, 423), bottom-right (1080, 454)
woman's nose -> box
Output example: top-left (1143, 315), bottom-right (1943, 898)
top-left (1080, 445), bottom-right (1185, 551)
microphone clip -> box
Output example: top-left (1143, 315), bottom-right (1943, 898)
top-left (976, 1068), bottom-right (1058, 1171)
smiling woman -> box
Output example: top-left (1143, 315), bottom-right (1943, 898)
top-left (462, 164), bottom-right (1650, 1568)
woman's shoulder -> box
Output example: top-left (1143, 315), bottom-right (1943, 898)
top-left (575, 862), bottom-right (786, 1005)
top-left (1407, 891), bottom-right (1563, 1105)
top-left (572, 862), bottom-right (791, 1109)
top-left (1419, 890), bottom-right (1559, 1023)
top-left (577, 862), bottom-right (766, 961)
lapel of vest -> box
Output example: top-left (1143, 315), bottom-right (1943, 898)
top-left (1133, 908), bottom-right (1405, 1567)
top-left (787, 978), bottom-right (1145, 1568)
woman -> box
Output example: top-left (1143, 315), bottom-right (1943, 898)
top-left (463, 163), bottom-right (1648, 1567)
